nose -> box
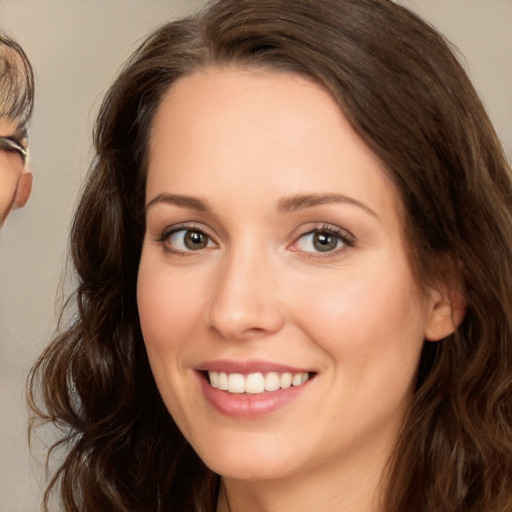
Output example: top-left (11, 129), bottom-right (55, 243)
top-left (206, 248), bottom-right (286, 342)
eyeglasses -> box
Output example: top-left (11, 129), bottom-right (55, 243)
top-left (0, 136), bottom-right (28, 163)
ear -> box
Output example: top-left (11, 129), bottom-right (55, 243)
top-left (424, 285), bottom-right (466, 342)
top-left (13, 172), bottom-right (33, 209)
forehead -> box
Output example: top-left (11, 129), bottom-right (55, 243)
top-left (147, 67), bottom-right (401, 227)
top-left (0, 117), bottom-right (21, 136)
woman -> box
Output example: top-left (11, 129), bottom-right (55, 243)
top-left (0, 32), bottom-right (33, 227)
top-left (29, 0), bottom-right (512, 510)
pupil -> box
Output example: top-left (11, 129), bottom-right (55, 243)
top-left (313, 232), bottom-right (337, 252)
top-left (185, 231), bottom-right (207, 250)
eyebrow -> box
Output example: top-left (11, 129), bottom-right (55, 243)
top-left (145, 193), bottom-right (211, 212)
top-left (145, 192), bottom-right (378, 218)
top-left (277, 193), bottom-right (378, 218)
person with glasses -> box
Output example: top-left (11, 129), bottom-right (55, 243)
top-left (0, 32), bottom-right (34, 227)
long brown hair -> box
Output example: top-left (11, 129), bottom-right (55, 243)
top-left (29, 0), bottom-right (512, 510)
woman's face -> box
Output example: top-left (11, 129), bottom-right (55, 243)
top-left (137, 67), bottom-right (448, 483)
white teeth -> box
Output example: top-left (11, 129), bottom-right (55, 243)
top-left (245, 372), bottom-right (265, 394)
top-left (227, 373), bottom-right (245, 393)
top-left (208, 370), bottom-right (311, 394)
top-left (209, 371), bottom-right (219, 388)
top-left (218, 372), bottom-right (228, 391)
top-left (280, 372), bottom-right (292, 389)
top-left (265, 372), bottom-right (280, 392)
top-left (292, 373), bottom-right (303, 386)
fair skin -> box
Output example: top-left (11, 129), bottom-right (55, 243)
top-left (137, 67), bottom-right (458, 512)
top-left (0, 117), bottom-right (32, 227)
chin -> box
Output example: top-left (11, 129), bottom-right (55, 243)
top-left (195, 437), bottom-right (302, 482)
top-left (209, 460), bottom-right (293, 482)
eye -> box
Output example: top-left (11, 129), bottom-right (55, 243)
top-left (291, 226), bottom-right (354, 254)
top-left (166, 228), bottom-right (215, 252)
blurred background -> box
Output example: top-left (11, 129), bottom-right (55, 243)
top-left (0, 1), bottom-right (510, 510)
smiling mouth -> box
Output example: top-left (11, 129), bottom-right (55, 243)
top-left (205, 371), bottom-right (314, 394)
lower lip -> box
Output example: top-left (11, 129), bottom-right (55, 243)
top-left (198, 373), bottom-right (311, 418)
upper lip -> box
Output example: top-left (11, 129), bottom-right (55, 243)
top-left (196, 359), bottom-right (313, 374)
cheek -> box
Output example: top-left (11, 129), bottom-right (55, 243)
top-left (137, 260), bottom-right (215, 437)
top-left (291, 262), bottom-right (426, 439)
top-left (291, 258), bottom-right (427, 369)
top-left (137, 263), bottom-right (205, 357)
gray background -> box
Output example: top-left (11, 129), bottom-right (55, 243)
top-left (0, 1), bottom-right (511, 510)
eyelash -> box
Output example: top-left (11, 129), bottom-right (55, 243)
top-left (158, 223), bottom-right (217, 255)
top-left (157, 223), bottom-right (355, 257)
top-left (290, 224), bottom-right (355, 257)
